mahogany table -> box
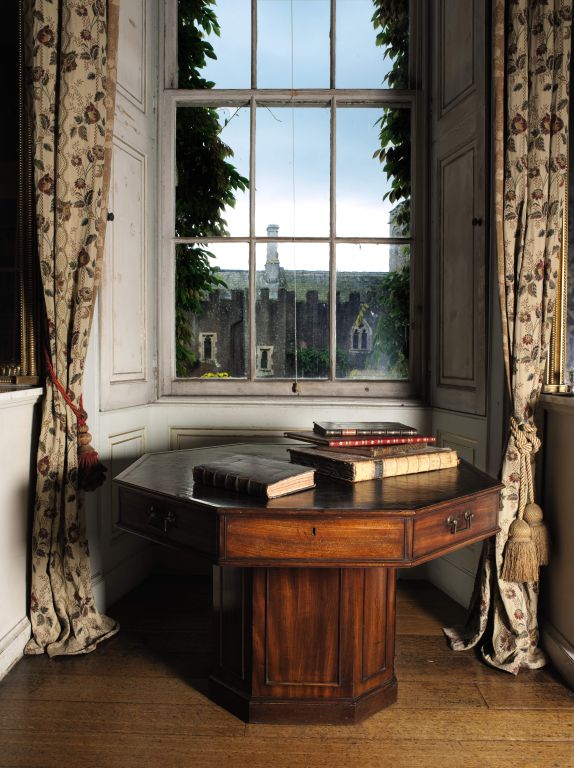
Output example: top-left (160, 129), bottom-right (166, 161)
top-left (115, 443), bottom-right (501, 725)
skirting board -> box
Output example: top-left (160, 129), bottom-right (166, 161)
top-left (0, 617), bottom-right (31, 681)
top-left (542, 621), bottom-right (574, 692)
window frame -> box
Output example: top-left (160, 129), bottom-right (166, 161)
top-left (158, 0), bottom-right (427, 398)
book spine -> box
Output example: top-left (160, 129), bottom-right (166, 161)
top-left (322, 429), bottom-right (417, 437)
top-left (289, 449), bottom-right (457, 482)
top-left (342, 444), bottom-right (431, 457)
top-left (315, 425), bottom-right (418, 437)
top-left (288, 452), bottom-right (382, 482)
top-left (193, 466), bottom-right (269, 497)
top-left (381, 451), bottom-right (458, 478)
top-left (327, 436), bottom-right (435, 447)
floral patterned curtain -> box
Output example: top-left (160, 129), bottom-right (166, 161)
top-left (26, 0), bottom-right (120, 656)
top-left (445, 0), bottom-right (571, 673)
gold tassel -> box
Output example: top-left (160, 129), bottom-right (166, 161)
top-left (524, 502), bottom-right (550, 566)
top-left (501, 517), bottom-right (539, 583)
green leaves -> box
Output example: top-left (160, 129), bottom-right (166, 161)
top-left (178, 0), bottom-right (221, 90)
top-left (175, 2), bottom-right (250, 376)
top-left (373, 265), bottom-right (410, 377)
top-left (371, 1), bottom-right (410, 232)
top-left (175, 106), bottom-right (248, 238)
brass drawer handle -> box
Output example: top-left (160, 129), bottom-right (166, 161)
top-left (163, 510), bottom-right (177, 533)
top-left (146, 505), bottom-right (176, 534)
top-left (446, 509), bottom-right (474, 535)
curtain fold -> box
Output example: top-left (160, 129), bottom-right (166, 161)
top-left (445, 0), bottom-right (571, 673)
top-left (26, 0), bottom-right (120, 657)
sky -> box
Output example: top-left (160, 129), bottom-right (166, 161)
top-left (177, 0), bottom-right (409, 273)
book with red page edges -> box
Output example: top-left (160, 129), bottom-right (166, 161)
top-left (285, 431), bottom-right (436, 448)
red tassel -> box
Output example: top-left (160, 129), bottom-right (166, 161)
top-left (79, 449), bottom-right (101, 467)
top-left (78, 447), bottom-right (107, 491)
top-left (77, 406), bottom-right (107, 491)
top-left (43, 351), bottom-right (107, 491)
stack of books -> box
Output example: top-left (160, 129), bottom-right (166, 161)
top-left (285, 421), bottom-right (459, 483)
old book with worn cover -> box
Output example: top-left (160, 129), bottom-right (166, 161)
top-left (336, 443), bottom-right (434, 458)
top-left (192, 454), bottom-right (315, 499)
top-left (288, 445), bottom-right (459, 482)
top-left (313, 421), bottom-right (418, 437)
top-left (285, 430), bottom-right (436, 448)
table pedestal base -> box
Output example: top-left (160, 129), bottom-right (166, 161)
top-left (209, 566), bottom-right (397, 724)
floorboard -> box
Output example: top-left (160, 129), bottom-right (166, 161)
top-left (0, 576), bottom-right (572, 768)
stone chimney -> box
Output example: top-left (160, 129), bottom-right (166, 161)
top-left (265, 224), bottom-right (280, 298)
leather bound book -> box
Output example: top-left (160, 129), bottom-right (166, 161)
top-left (313, 421), bottom-right (418, 437)
top-left (288, 446), bottom-right (459, 482)
top-left (338, 443), bottom-right (433, 458)
top-left (285, 431), bottom-right (436, 448)
top-left (192, 454), bottom-right (315, 499)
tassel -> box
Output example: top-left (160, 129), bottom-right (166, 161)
top-left (501, 517), bottom-right (539, 583)
top-left (77, 420), bottom-right (107, 492)
top-left (524, 502), bottom-right (550, 567)
top-left (42, 350), bottom-right (107, 492)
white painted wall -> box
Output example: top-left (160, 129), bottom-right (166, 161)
top-left (0, 388), bottom-right (42, 679)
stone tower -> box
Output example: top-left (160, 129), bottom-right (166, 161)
top-left (264, 223), bottom-right (280, 299)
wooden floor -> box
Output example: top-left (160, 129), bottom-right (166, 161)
top-left (0, 576), bottom-right (572, 768)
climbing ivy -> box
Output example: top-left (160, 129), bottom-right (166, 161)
top-left (372, 0), bottom-right (410, 233)
top-left (371, 0), bottom-right (411, 377)
top-left (175, 0), bottom-right (249, 376)
top-left (373, 264), bottom-right (410, 378)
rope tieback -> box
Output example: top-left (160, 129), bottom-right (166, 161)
top-left (501, 417), bottom-right (549, 583)
top-left (44, 349), bottom-right (107, 492)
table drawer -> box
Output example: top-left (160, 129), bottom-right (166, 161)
top-left (412, 492), bottom-right (499, 561)
top-left (118, 487), bottom-right (217, 557)
top-left (223, 516), bottom-right (406, 564)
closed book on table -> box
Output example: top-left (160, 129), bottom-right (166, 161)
top-left (339, 443), bottom-right (433, 458)
top-left (285, 430), bottom-right (436, 448)
top-left (313, 421), bottom-right (418, 437)
top-left (192, 454), bottom-right (315, 499)
top-left (288, 446), bottom-right (459, 483)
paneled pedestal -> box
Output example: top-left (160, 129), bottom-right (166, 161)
top-left (209, 566), bottom-right (397, 724)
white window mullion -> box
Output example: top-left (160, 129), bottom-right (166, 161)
top-left (329, 95), bottom-right (337, 381)
top-left (171, 89), bottom-right (416, 106)
top-left (330, 0), bottom-right (336, 90)
top-left (251, 0), bottom-right (257, 89)
top-left (249, 95), bottom-right (257, 381)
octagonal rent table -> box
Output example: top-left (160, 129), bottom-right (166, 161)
top-left (115, 443), bottom-right (501, 725)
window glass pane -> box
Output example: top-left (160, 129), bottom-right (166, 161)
top-left (257, 0), bottom-right (330, 88)
top-left (255, 243), bottom-right (330, 379)
top-left (178, 0), bottom-right (251, 89)
top-left (256, 107), bottom-right (330, 237)
top-left (176, 106), bottom-right (250, 237)
top-left (336, 244), bottom-right (409, 380)
top-left (337, 107), bottom-right (410, 237)
top-left (336, 0), bottom-right (409, 88)
top-left (175, 243), bottom-right (249, 378)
